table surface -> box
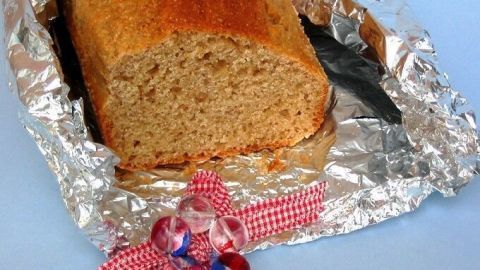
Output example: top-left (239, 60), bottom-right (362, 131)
top-left (1, 1), bottom-right (479, 269)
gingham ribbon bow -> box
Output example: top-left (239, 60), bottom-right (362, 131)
top-left (99, 171), bottom-right (326, 270)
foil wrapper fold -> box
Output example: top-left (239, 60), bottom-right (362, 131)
top-left (2, 0), bottom-right (479, 256)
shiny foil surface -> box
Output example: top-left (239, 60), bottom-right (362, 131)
top-left (2, 0), bottom-right (479, 256)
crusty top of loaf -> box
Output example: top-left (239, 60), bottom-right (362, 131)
top-left (68, 0), bottom-right (322, 75)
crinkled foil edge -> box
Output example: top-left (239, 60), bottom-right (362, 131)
top-left (2, 0), bottom-right (479, 256)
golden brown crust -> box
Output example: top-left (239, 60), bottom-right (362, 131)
top-left (68, 0), bottom-right (322, 71)
top-left (67, 0), bottom-right (329, 170)
top-left (66, 21), bottom-right (116, 152)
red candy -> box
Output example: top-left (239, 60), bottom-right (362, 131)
top-left (209, 216), bottom-right (249, 254)
top-left (211, 253), bottom-right (251, 270)
top-left (151, 216), bottom-right (192, 257)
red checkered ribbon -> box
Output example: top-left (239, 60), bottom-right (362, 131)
top-left (99, 171), bottom-right (326, 270)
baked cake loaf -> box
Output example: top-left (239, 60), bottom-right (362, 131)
top-left (66, 0), bottom-right (330, 170)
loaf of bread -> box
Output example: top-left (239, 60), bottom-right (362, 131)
top-left (66, 0), bottom-right (329, 170)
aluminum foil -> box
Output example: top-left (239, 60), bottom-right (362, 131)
top-left (2, 0), bottom-right (479, 257)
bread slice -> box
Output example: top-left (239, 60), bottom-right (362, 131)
top-left (66, 0), bottom-right (330, 170)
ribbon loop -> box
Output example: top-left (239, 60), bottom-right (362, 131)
top-left (185, 171), bottom-right (233, 216)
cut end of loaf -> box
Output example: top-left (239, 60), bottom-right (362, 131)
top-left (103, 32), bottom-right (328, 170)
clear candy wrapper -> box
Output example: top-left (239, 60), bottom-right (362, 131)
top-left (2, 0), bottom-right (479, 256)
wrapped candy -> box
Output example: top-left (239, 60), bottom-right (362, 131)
top-left (211, 253), bottom-right (251, 270)
top-left (209, 216), bottom-right (249, 254)
top-left (151, 216), bottom-right (192, 256)
top-left (178, 195), bottom-right (216, 234)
